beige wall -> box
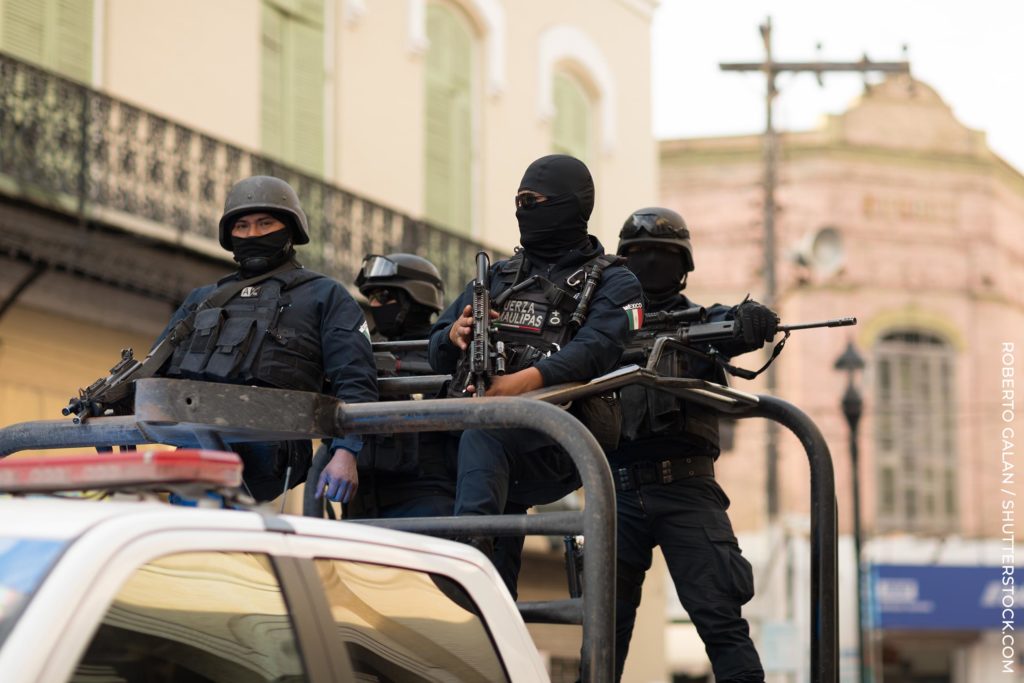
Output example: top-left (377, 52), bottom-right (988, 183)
top-left (102, 0), bottom-right (262, 149)
top-left (97, 0), bottom-right (657, 253)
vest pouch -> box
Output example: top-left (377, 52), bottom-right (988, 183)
top-left (204, 316), bottom-right (258, 380)
top-left (177, 307), bottom-right (226, 376)
top-left (571, 391), bottom-right (622, 451)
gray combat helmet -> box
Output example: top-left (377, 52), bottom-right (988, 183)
top-left (355, 253), bottom-right (444, 312)
top-left (616, 206), bottom-right (695, 273)
top-left (218, 176), bottom-right (310, 250)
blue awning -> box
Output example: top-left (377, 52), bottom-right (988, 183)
top-left (870, 564), bottom-right (1008, 630)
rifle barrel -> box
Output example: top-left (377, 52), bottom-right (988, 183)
top-left (778, 317), bottom-right (857, 332)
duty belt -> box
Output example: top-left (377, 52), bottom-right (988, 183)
top-left (612, 456), bottom-right (714, 491)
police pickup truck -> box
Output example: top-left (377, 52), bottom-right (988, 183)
top-left (0, 449), bottom-right (549, 683)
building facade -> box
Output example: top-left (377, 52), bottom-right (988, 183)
top-left (660, 76), bottom-right (1024, 682)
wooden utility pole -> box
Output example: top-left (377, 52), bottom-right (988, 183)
top-left (721, 16), bottom-right (909, 522)
top-left (720, 18), bottom-right (909, 683)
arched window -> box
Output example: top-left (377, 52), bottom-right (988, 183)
top-left (873, 330), bottom-right (957, 533)
top-left (424, 2), bottom-right (474, 235)
top-left (552, 71), bottom-right (593, 164)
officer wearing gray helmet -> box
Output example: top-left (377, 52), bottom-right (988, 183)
top-left (154, 176), bottom-right (378, 503)
top-left (612, 207), bottom-right (774, 682)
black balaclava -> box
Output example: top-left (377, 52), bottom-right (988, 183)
top-left (626, 249), bottom-right (687, 304)
top-left (369, 291), bottom-right (435, 339)
top-left (516, 155), bottom-right (594, 263)
top-left (231, 218), bottom-right (294, 275)
top-left (369, 301), bottom-right (407, 339)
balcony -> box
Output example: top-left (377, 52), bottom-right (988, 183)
top-left (0, 52), bottom-right (492, 303)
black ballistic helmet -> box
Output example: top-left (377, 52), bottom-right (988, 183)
top-left (617, 206), bottom-right (695, 273)
top-left (356, 253), bottom-right (445, 313)
top-left (218, 176), bottom-right (310, 250)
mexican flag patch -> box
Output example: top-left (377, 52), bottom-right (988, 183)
top-left (623, 302), bottom-right (644, 330)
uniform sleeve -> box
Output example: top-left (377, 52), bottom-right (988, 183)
top-left (319, 282), bottom-right (379, 455)
top-left (428, 281), bottom-right (473, 374)
top-left (533, 266), bottom-right (644, 386)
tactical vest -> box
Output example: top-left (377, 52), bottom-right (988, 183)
top-left (165, 268), bottom-right (325, 391)
top-left (492, 252), bottom-right (620, 372)
top-left (362, 344), bottom-right (454, 479)
top-left (619, 336), bottom-right (722, 450)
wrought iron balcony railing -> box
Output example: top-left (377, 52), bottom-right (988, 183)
top-left (0, 51), bottom-right (493, 300)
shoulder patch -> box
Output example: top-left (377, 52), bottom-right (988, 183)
top-left (623, 302), bottom-right (644, 330)
top-left (358, 320), bottom-right (371, 342)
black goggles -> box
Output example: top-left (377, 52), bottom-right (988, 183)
top-left (620, 214), bottom-right (690, 240)
top-left (355, 255), bottom-right (442, 288)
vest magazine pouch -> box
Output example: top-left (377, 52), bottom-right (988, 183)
top-left (177, 307), bottom-right (225, 376)
top-left (204, 316), bottom-right (257, 380)
top-left (571, 391), bottom-right (622, 451)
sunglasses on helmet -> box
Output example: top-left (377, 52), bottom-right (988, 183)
top-left (355, 255), bottom-right (443, 289)
top-left (619, 214), bottom-right (690, 240)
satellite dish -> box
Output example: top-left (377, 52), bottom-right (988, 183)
top-left (810, 227), bottom-right (844, 276)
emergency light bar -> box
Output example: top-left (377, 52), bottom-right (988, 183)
top-left (0, 450), bottom-right (242, 493)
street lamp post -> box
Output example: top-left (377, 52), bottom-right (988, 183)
top-left (835, 341), bottom-right (867, 683)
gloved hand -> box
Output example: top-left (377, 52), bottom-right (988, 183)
top-left (735, 300), bottom-right (779, 347)
top-left (315, 448), bottom-right (359, 503)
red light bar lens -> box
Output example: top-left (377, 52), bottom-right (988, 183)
top-left (0, 450), bottom-right (242, 493)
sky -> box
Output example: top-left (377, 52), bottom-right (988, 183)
top-left (650, 0), bottom-right (1024, 172)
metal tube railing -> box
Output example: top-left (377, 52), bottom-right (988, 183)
top-left (0, 373), bottom-right (838, 682)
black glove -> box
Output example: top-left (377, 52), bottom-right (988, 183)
top-left (735, 300), bottom-right (779, 347)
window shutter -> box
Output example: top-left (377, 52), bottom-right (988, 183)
top-left (261, 2), bottom-right (286, 161)
top-left (553, 72), bottom-right (592, 164)
top-left (54, 0), bottom-right (92, 82)
top-left (1, 0), bottom-right (47, 65)
top-left (287, 14), bottom-right (323, 175)
top-left (1, 0), bottom-right (92, 82)
top-left (424, 4), bottom-right (472, 235)
top-left (261, 0), bottom-right (323, 176)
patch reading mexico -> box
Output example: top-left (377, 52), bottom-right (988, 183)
top-left (623, 302), bottom-right (644, 330)
top-left (497, 299), bottom-right (549, 333)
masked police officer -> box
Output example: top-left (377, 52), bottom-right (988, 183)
top-left (155, 176), bottom-right (378, 503)
top-left (348, 253), bottom-right (457, 518)
top-left (611, 207), bottom-right (773, 682)
top-left (428, 154), bottom-right (643, 591)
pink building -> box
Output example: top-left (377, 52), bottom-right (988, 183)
top-left (659, 76), bottom-right (1024, 683)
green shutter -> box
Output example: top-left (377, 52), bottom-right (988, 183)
top-left (54, 0), bottom-right (91, 82)
top-left (286, 16), bottom-right (323, 174)
top-left (261, 0), bottom-right (323, 175)
top-left (1, 0), bottom-right (92, 82)
top-left (261, 2), bottom-right (286, 160)
top-left (424, 4), bottom-right (472, 235)
top-left (553, 72), bottom-right (592, 164)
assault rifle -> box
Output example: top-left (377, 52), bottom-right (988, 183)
top-left (63, 348), bottom-right (143, 423)
top-left (626, 307), bottom-right (856, 380)
top-left (451, 252), bottom-right (506, 397)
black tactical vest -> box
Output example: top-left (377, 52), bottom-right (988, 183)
top-left (493, 252), bottom-right (617, 372)
top-left (619, 336), bottom-right (722, 450)
top-left (165, 268), bottom-right (325, 391)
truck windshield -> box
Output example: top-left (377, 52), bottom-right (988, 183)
top-left (0, 538), bottom-right (66, 647)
